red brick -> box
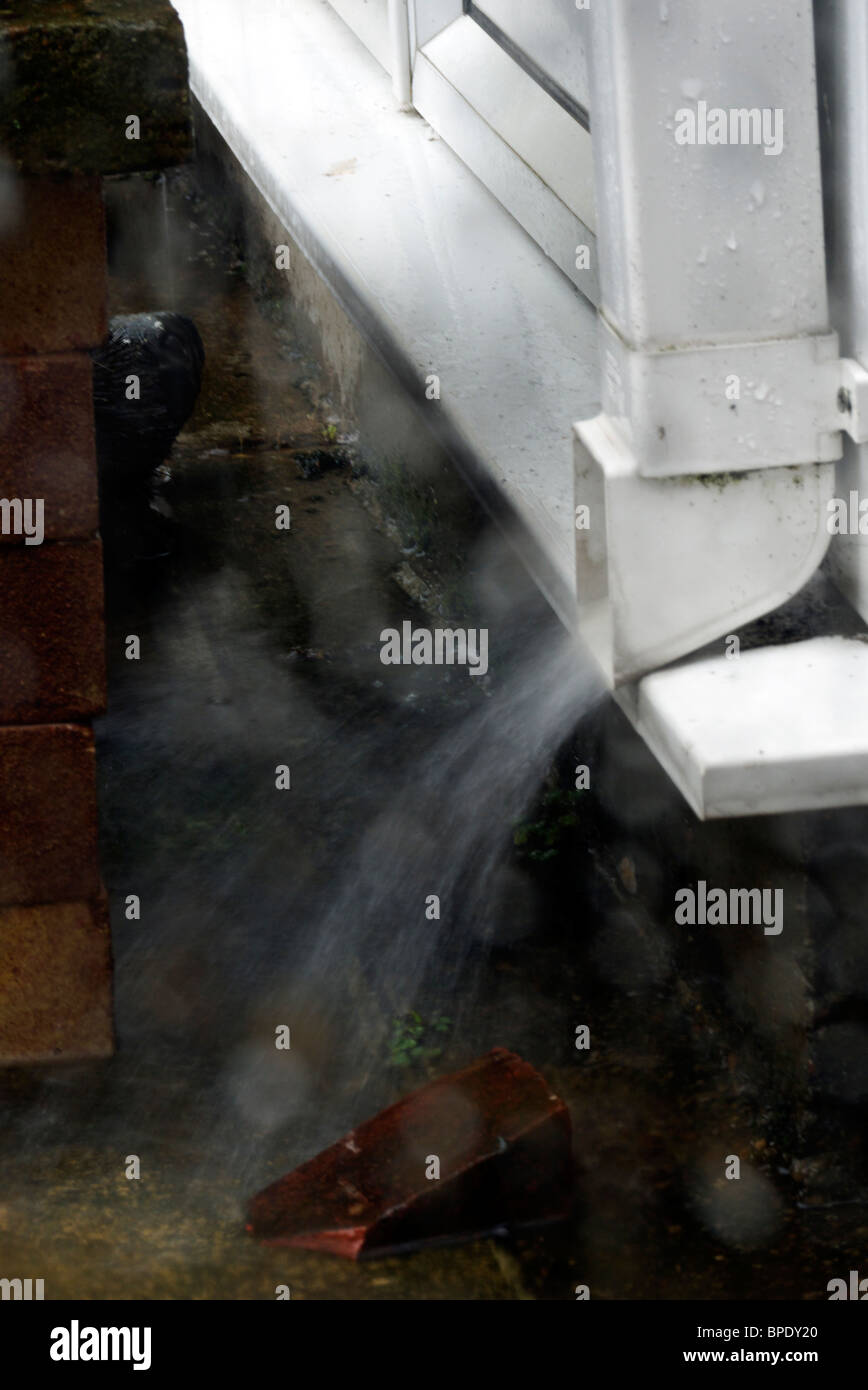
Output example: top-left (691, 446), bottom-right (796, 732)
top-left (0, 176), bottom-right (106, 355)
top-left (0, 724), bottom-right (100, 907)
top-left (0, 892), bottom-right (113, 1062)
top-left (0, 354), bottom-right (98, 540)
top-left (0, 540), bottom-right (105, 722)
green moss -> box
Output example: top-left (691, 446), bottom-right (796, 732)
top-left (387, 1012), bottom-right (452, 1070)
top-left (683, 471), bottom-right (748, 491)
top-left (376, 454), bottom-right (438, 555)
top-left (513, 788), bottom-right (586, 864)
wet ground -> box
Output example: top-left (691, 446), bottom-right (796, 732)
top-left (1, 168), bottom-right (867, 1299)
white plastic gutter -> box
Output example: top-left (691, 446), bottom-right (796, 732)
top-left (388, 0), bottom-right (413, 109)
top-left (173, 0), bottom-right (868, 819)
top-left (575, 0), bottom-right (868, 817)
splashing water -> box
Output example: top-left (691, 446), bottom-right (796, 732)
top-left (224, 625), bottom-right (604, 1141)
top-left (160, 173), bottom-right (176, 307)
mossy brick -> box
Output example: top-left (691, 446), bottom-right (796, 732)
top-left (0, 1), bottom-right (192, 176)
top-left (0, 540), bottom-right (106, 722)
top-left (0, 723), bottom-right (100, 907)
top-left (0, 354), bottom-right (99, 535)
top-left (0, 176), bottom-right (107, 354)
top-left (0, 891), bottom-right (113, 1062)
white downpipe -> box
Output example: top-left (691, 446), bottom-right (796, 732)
top-left (574, 0), bottom-right (843, 687)
top-left (815, 0), bottom-right (868, 626)
top-left (389, 0), bottom-right (413, 109)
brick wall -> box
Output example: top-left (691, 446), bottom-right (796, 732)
top-left (0, 0), bottom-right (192, 1065)
top-left (0, 174), bottom-right (112, 1061)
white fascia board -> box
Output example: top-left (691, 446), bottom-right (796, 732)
top-left (412, 0), bottom-right (463, 50)
top-left (172, 0), bottom-right (599, 624)
top-left (413, 16), bottom-right (597, 299)
top-left (327, 0), bottom-right (392, 73)
top-left (412, 48), bottom-right (597, 301)
top-left (815, 0), bottom-right (868, 627)
top-left (621, 637), bottom-right (868, 819)
top-left (472, 0), bottom-right (591, 116)
top-left (419, 16), bottom-right (594, 227)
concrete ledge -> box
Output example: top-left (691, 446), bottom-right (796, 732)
top-left (173, 0), bottom-right (599, 627)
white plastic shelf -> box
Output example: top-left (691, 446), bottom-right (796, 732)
top-left (625, 636), bottom-right (868, 818)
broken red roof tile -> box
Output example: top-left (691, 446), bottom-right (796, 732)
top-left (246, 1047), bottom-right (573, 1258)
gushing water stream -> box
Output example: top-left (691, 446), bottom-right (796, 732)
top-left (223, 625), bottom-right (603, 1143)
top-left (160, 173), bottom-right (176, 308)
